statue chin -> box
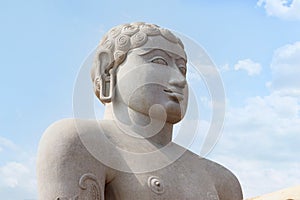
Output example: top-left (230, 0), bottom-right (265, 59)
top-left (166, 113), bottom-right (184, 124)
top-left (164, 111), bottom-right (183, 125)
top-left (164, 100), bottom-right (186, 124)
top-left (126, 101), bottom-right (186, 125)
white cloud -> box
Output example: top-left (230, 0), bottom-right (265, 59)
top-left (270, 41), bottom-right (300, 93)
top-left (0, 136), bottom-right (37, 199)
top-left (207, 42), bottom-right (300, 198)
top-left (0, 159), bottom-right (37, 199)
top-left (219, 63), bottom-right (230, 72)
top-left (0, 162), bottom-right (30, 188)
top-left (0, 136), bottom-right (18, 151)
top-left (210, 155), bottom-right (300, 198)
top-left (209, 92), bottom-right (300, 198)
top-left (234, 59), bottom-right (262, 76)
top-left (257, 0), bottom-right (300, 20)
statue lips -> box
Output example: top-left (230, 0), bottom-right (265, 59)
top-left (164, 88), bottom-right (184, 102)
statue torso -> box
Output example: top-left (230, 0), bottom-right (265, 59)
top-left (105, 152), bottom-right (220, 200)
top-left (70, 119), bottom-right (241, 200)
top-left (87, 120), bottom-right (219, 200)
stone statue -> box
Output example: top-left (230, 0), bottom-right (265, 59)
top-left (37, 22), bottom-right (243, 200)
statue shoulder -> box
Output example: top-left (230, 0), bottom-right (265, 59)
top-left (37, 118), bottom-right (112, 199)
top-left (39, 118), bottom-right (109, 149)
top-left (203, 159), bottom-right (243, 200)
top-left (37, 118), bottom-right (115, 169)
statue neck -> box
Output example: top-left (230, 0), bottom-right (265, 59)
top-left (103, 102), bottom-right (173, 146)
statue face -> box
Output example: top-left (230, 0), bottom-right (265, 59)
top-left (115, 36), bottom-right (188, 124)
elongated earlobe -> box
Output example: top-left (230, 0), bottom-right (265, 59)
top-left (99, 69), bottom-right (115, 103)
top-left (93, 50), bottom-right (115, 103)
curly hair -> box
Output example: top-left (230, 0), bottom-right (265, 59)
top-left (91, 22), bottom-right (184, 82)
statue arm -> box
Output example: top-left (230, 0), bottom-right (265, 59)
top-left (206, 161), bottom-right (243, 200)
top-left (37, 119), bottom-right (107, 200)
top-left (219, 168), bottom-right (243, 200)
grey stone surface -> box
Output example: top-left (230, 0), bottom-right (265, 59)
top-left (37, 22), bottom-right (243, 200)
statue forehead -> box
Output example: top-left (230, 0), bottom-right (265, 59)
top-left (133, 35), bottom-right (187, 60)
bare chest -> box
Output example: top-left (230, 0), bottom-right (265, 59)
top-left (105, 164), bottom-right (219, 200)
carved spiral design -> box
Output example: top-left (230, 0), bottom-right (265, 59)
top-left (79, 173), bottom-right (101, 200)
top-left (122, 24), bottom-right (139, 36)
top-left (160, 28), bottom-right (178, 43)
top-left (102, 39), bottom-right (114, 50)
top-left (115, 34), bottom-right (130, 51)
top-left (114, 50), bottom-right (125, 63)
top-left (131, 32), bottom-right (147, 48)
top-left (108, 26), bottom-right (122, 38)
top-left (148, 176), bottom-right (164, 194)
top-left (140, 24), bottom-right (160, 36)
top-left (56, 173), bottom-right (101, 200)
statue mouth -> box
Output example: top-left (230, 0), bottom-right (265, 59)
top-left (164, 88), bottom-right (184, 101)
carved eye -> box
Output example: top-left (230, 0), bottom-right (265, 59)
top-left (179, 65), bottom-right (187, 75)
top-left (151, 57), bottom-right (168, 65)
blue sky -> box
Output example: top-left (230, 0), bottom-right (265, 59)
top-left (1, 0), bottom-right (300, 199)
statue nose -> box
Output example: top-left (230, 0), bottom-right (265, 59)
top-left (169, 78), bottom-right (186, 89)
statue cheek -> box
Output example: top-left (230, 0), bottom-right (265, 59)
top-left (116, 65), bottom-right (152, 99)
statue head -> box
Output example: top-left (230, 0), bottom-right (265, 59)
top-left (91, 22), bottom-right (188, 124)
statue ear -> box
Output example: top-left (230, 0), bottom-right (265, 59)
top-left (94, 51), bottom-right (115, 103)
top-left (98, 50), bottom-right (112, 76)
